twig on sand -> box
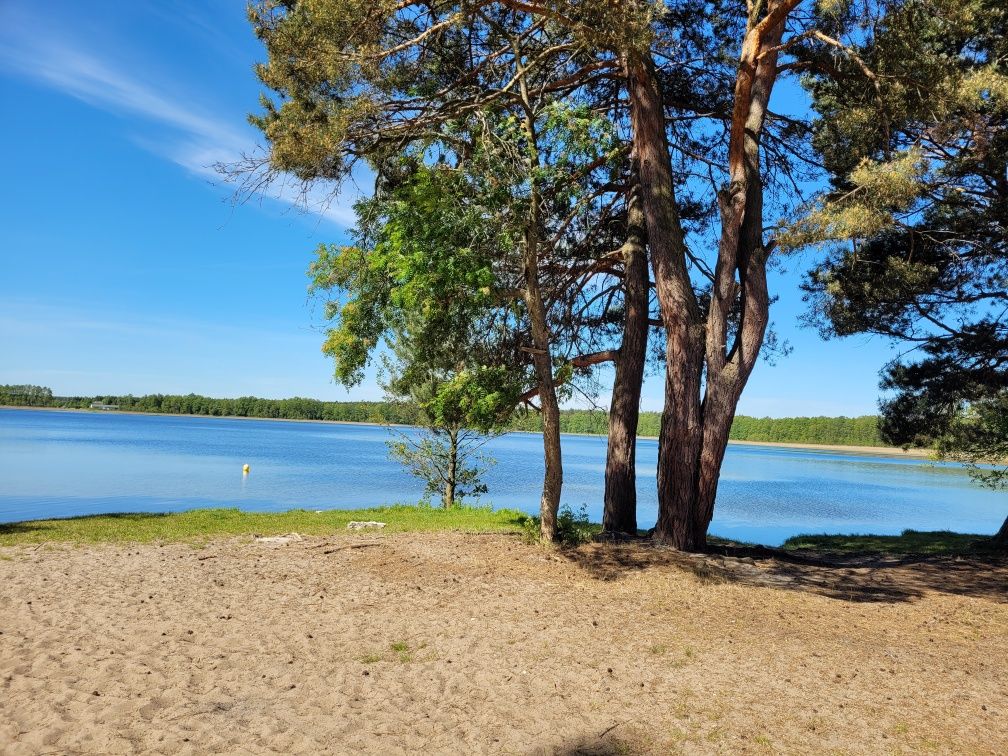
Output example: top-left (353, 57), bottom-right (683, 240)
top-left (598, 721), bottom-right (624, 739)
top-left (323, 543), bottom-right (382, 555)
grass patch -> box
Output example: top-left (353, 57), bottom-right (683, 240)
top-left (0, 505), bottom-right (532, 547)
top-left (390, 641), bottom-right (413, 663)
top-left (781, 529), bottom-right (995, 556)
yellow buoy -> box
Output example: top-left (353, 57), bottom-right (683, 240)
top-left (242, 463), bottom-right (250, 474)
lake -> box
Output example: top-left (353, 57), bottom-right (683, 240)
top-left (0, 408), bottom-right (1004, 545)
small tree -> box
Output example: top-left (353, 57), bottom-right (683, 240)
top-left (307, 167), bottom-right (518, 508)
top-left (383, 341), bottom-right (498, 509)
top-left (388, 429), bottom-right (494, 508)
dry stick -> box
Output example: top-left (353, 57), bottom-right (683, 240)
top-left (598, 721), bottom-right (625, 739)
top-left (322, 543), bottom-right (383, 555)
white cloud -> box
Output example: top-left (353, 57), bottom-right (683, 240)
top-left (0, 9), bottom-right (358, 227)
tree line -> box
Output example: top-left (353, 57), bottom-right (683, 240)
top-left (0, 385), bottom-right (883, 446)
top-left (509, 407), bottom-right (881, 446)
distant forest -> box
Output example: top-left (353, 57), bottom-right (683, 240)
top-left (1, 384), bottom-right (883, 447)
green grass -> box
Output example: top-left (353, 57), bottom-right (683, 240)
top-left (0, 505), bottom-right (532, 546)
top-left (5, 506), bottom-right (997, 558)
top-left (390, 641), bottom-right (414, 662)
top-left (781, 529), bottom-right (995, 556)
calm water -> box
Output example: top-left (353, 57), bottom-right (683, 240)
top-left (1, 408), bottom-right (1004, 545)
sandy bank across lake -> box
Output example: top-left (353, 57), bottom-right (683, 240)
top-left (725, 438), bottom-right (933, 459)
top-left (1, 531), bottom-right (1004, 754)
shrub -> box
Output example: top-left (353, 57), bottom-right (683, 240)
top-left (522, 503), bottom-right (597, 546)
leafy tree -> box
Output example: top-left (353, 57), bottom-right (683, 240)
top-left (384, 343), bottom-right (499, 508)
top-left (308, 159), bottom-right (520, 429)
top-left (241, 0), bottom-right (949, 550)
top-left (247, 2), bottom-right (637, 540)
top-left (793, 0), bottom-right (1007, 545)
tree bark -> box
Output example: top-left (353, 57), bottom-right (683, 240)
top-left (524, 236), bottom-right (563, 542)
top-left (691, 5), bottom-right (785, 545)
top-left (443, 427), bottom-right (458, 508)
top-left (516, 49), bottom-right (562, 542)
top-left (603, 168), bottom-right (648, 535)
top-left (992, 514), bottom-right (1008, 549)
top-left (624, 50), bottom-right (705, 550)
top-left (623, 2), bottom-right (797, 550)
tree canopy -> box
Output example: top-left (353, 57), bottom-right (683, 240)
top-left (233, 0), bottom-right (1007, 547)
top-left (795, 0), bottom-right (1007, 484)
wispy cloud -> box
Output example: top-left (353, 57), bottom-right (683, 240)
top-left (0, 6), bottom-right (356, 227)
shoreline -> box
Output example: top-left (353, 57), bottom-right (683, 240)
top-left (724, 438), bottom-right (932, 459)
top-left (1, 404), bottom-right (930, 458)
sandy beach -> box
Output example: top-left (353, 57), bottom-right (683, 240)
top-left (1, 531), bottom-right (1005, 754)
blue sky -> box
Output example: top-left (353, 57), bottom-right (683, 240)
top-left (0, 0), bottom-right (899, 416)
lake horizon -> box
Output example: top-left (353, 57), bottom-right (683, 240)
top-left (1, 407), bottom-right (1004, 546)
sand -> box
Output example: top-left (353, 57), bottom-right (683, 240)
top-left (1, 532), bottom-right (1005, 754)
top-left (724, 439), bottom-right (932, 458)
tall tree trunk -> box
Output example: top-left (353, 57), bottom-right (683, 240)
top-left (992, 515), bottom-right (1008, 549)
top-left (623, 2), bottom-right (797, 550)
top-left (443, 427), bottom-right (458, 509)
top-left (516, 51), bottom-right (562, 542)
top-left (524, 237), bottom-right (563, 542)
top-left (693, 2), bottom-right (787, 546)
top-left (603, 169), bottom-right (648, 535)
top-left (624, 51), bottom-right (705, 550)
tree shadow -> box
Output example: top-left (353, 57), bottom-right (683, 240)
top-left (551, 740), bottom-right (640, 756)
top-left (0, 511), bottom-right (171, 538)
top-left (550, 724), bottom-right (648, 755)
top-left (560, 540), bottom-right (1008, 604)
top-left (0, 522), bottom-right (43, 537)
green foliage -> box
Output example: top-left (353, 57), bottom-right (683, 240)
top-left (250, 1), bottom-right (633, 454)
top-left (797, 0), bottom-right (1008, 486)
top-left (309, 164), bottom-right (505, 393)
top-left (331, 170), bottom-right (515, 508)
top-left (934, 393), bottom-right (1008, 486)
top-left (387, 428), bottom-right (494, 507)
top-left (0, 385), bottom-right (53, 407)
top-left (781, 149), bottom-right (928, 249)
top-left (3, 389), bottom-right (426, 424)
top-left (522, 504), bottom-right (599, 547)
top-left (728, 415), bottom-right (882, 446)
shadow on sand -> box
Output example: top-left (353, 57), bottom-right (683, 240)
top-left (560, 539), bottom-right (1008, 604)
